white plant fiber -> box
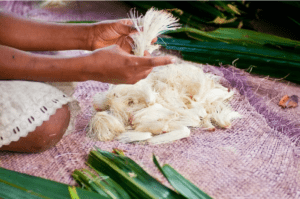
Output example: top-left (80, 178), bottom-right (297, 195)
top-left (87, 111), bottom-right (125, 141)
top-left (147, 126), bottom-right (190, 145)
top-left (129, 7), bottom-right (180, 56)
top-left (116, 131), bottom-right (152, 143)
top-left (93, 91), bottom-right (110, 111)
top-left (90, 63), bottom-right (241, 143)
top-left (104, 79), bottom-right (157, 126)
top-left (88, 7), bottom-right (241, 144)
top-left (132, 103), bottom-right (177, 134)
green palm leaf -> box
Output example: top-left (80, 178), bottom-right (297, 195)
top-left (72, 168), bottom-right (131, 199)
top-left (153, 155), bottom-right (212, 199)
top-left (0, 167), bottom-right (107, 199)
top-left (167, 27), bottom-right (300, 49)
top-left (87, 148), bottom-right (185, 199)
top-left (156, 37), bottom-right (300, 84)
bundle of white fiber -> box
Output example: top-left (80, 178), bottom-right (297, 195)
top-left (40, 0), bottom-right (66, 8)
top-left (93, 79), bottom-right (157, 127)
top-left (115, 131), bottom-right (152, 143)
top-left (132, 103), bottom-right (178, 134)
top-left (87, 7), bottom-right (242, 144)
top-left (147, 126), bottom-right (190, 145)
top-left (129, 7), bottom-right (180, 56)
top-left (87, 111), bottom-right (125, 141)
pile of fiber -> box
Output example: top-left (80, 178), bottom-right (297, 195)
top-left (87, 8), bottom-right (241, 144)
top-left (2, 3), bottom-right (300, 198)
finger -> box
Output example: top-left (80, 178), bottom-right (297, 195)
top-left (135, 68), bottom-right (153, 84)
top-left (125, 36), bottom-right (134, 47)
top-left (115, 36), bottom-right (134, 54)
top-left (144, 68), bottom-right (153, 75)
top-left (119, 19), bottom-right (133, 26)
top-left (115, 23), bottom-right (138, 35)
top-left (138, 56), bottom-right (176, 68)
top-left (122, 42), bottom-right (134, 54)
top-left (144, 51), bottom-right (151, 57)
top-left (119, 18), bottom-right (139, 27)
top-left (116, 36), bottom-right (125, 48)
top-left (151, 37), bottom-right (158, 44)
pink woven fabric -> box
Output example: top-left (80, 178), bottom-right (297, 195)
top-left (1, 1), bottom-right (300, 198)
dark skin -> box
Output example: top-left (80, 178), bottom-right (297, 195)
top-left (0, 105), bottom-right (70, 152)
top-left (0, 12), bottom-right (175, 153)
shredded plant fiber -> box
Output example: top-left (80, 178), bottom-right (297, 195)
top-left (87, 7), bottom-right (241, 144)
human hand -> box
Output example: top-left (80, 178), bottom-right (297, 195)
top-left (82, 45), bottom-right (175, 84)
top-left (88, 19), bottom-right (157, 53)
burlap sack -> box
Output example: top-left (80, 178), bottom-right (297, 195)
top-left (1, 1), bottom-right (300, 198)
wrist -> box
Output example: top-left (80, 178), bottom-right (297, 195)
top-left (85, 24), bottom-right (96, 51)
top-left (30, 53), bottom-right (90, 82)
top-left (55, 54), bottom-right (92, 81)
top-left (78, 50), bottom-right (106, 81)
top-left (70, 24), bottom-right (94, 51)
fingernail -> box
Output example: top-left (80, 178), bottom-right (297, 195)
top-left (171, 57), bottom-right (176, 63)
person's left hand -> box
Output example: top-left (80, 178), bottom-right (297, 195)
top-left (88, 19), bottom-right (157, 54)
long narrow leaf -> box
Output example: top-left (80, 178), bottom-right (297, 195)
top-left (166, 28), bottom-right (229, 43)
top-left (68, 186), bottom-right (79, 199)
top-left (73, 168), bottom-right (131, 199)
top-left (157, 38), bottom-right (300, 62)
top-left (212, 1), bottom-right (241, 15)
top-left (184, 2), bottom-right (225, 20)
top-left (0, 180), bottom-right (45, 199)
top-left (88, 148), bottom-right (185, 199)
top-left (0, 167), bottom-right (105, 199)
top-left (288, 17), bottom-right (300, 26)
top-left (167, 27), bottom-right (300, 49)
top-left (156, 38), bottom-right (300, 83)
top-left (153, 155), bottom-right (212, 199)
top-left (72, 169), bottom-right (115, 198)
top-left (181, 52), bottom-right (299, 83)
top-left (206, 28), bottom-right (300, 47)
top-left (87, 166), bottom-right (131, 199)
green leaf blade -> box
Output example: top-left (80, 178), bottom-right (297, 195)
top-left (73, 168), bottom-right (131, 199)
top-left (166, 27), bottom-right (300, 50)
top-left (156, 37), bottom-right (300, 84)
top-left (153, 155), bottom-right (212, 199)
top-left (72, 169), bottom-right (113, 198)
top-left (88, 148), bottom-right (185, 199)
top-left (0, 167), bottom-right (106, 199)
top-left (68, 186), bottom-right (80, 199)
top-left (0, 167), bottom-right (70, 199)
top-left (162, 165), bottom-right (212, 199)
top-left (0, 180), bottom-right (46, 199)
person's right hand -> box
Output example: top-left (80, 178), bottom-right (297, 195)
top-left (87, 19), bottom-right (157, 53)
top-left (82, 45), bottom-right (175, 84)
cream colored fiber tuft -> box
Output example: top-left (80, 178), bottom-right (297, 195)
top-left (87, 8), bottom-right (242, 144)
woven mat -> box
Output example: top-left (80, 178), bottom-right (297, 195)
top-left (1, 1), bottom-right (300, 198)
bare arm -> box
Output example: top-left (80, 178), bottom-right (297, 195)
top-left (0, 44), bottom-right (175, 83)
top-left (0, 44), bottom-right (85, 81)
top-left (0, 11), bottom-right (92, 51)
top-left (0, 12), bottom-right (174, 83)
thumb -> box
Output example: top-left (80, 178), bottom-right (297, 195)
top-left (144, 50), bottom-right (151, 57)
top-left (115, 23), bottom-right (137, 35)
top-left (139, 56), bottom-right (176, 68)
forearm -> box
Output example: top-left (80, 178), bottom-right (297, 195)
top-left (0, 45), bottom-right (89, 82)
top-left (0, 11), bottom-right (93, 51)
top-left (0, 44), bottom-right (175, 84)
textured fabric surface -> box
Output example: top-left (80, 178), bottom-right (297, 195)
top-left (45, 81), bottom-right (81, 136)
top-left (1, 1), bottom-right (300, 198)
top-left (0, 81), bottom-right (72, 147)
